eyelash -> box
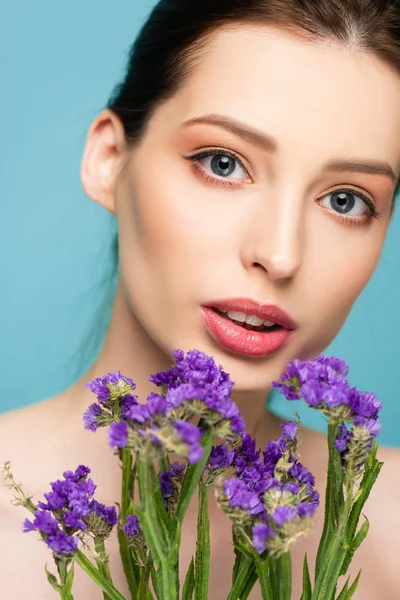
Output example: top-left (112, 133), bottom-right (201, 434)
top-left (185, 148), bottom-right (383, 226)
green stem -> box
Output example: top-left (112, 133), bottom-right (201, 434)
top-left (175, 430), bottom-right (214, 524)
top-left (226, 556), bottom-right (254, 600)
top-left (254, 556), bottom-right (273, 600)
top-left (315, 423), bottom-right (342, 579)
top-left (270, 553), bottom-right (291, 600)
top-left (194, 482), bottom-right (210, 600)
top-left (239, 568), bottom-right (258, 600)
top-left (118, 450), bottom-right (139, 599)
top-left (94, 537), bottom-right (114, 600)
top-left (137, 459), bottom-right (177, 600)
top-left (138, 563), bottom-right (152, 599)
top-left (312, 488), bottom-right (353, 600)
top-left (74, 550), bottom-right (127, 600)
top-left (56, 560), bottom-right (75, 600)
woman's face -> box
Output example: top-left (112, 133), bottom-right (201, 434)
top-left (87, 25), bottom-right (400, 392)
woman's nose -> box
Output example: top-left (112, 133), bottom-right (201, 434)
top-left (241, 193), bottom-right (305, 281)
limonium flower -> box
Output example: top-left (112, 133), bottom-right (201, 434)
top-left (86, 349), bottom-right (247, 463)
top-left (272, 355), bottom-right (382, 467)
top-left (84, 370), bottom-right (138, 432)
top-left (23, 466), bottom-right (117, 555)
top-left (216, 422), bottom-right (319, 555)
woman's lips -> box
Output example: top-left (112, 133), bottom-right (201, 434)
top-left (209, 298), bottom-right (297, 330)
top-left (201, 306), bottom-right (294, 357)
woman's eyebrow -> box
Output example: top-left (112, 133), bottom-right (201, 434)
top-left (182, 114), bottom-right (278, 153)
top-left (182, 113), bottom-right (398, 184)
top-left (322, 159), bottom-right (398, 184)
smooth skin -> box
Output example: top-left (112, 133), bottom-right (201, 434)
top-left (1, 24), bottom-right (400, 598)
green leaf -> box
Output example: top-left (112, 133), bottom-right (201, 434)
top-left (253, 555), bottom-right (274, 600)
top-left (340, 518), bottom-right (370, 576)
top-left (337, 570), bottom-right (361, 600)
top-left (136, 460), bottom-right (177, 599)
top-left (150, 563), bottom-right (159, 599)
top-left (315, 424), bottom-right (339, 577)
top-left (238, 567), bottom-right (258, 600)
top-left (270, 553), bottom-right (291, 600)
top-left (119, 449), bottom-right (139, 598)
top-left (300, 554), bottom-right (312, 600)
top-left (117, 527), bottom-right (139, 599)
top-left (74, 549), bottom-right (128, 600)
top-left (227, 556), bottom-right (254, 600)
top-left (65, 562), bottom-right (75, 595)
top-left (345, 570), bottom-right (362, 599)
top-left (175, 430), bottom-right (213, 524)
top-left (137, 564), bottom-right (151, 599)
top-left (45, 566), bottom-right (63, 593)
top-left (232, 547), bottom-right (242, 584)
top-left (182, 558), bottom-right (195, 600)
top-left (336, 577), bottom-right (350, 600)
top-left (346, 456), bottom-right (382, 547)
top-left (194, 482), bottom-right (210, 600)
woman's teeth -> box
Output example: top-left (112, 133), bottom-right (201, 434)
top-left (218, 309), bottom-right (277, 329)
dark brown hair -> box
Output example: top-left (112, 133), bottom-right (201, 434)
top-left (107, 0), bottom-right (400, 146)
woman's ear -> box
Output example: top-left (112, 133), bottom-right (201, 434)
top-left (80, 109), bottom-right (127, 214)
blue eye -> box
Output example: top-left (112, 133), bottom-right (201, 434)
top-left (319, 189), bottom-right (379, 219)
top-left (187, 149), bottom-right (251, 184)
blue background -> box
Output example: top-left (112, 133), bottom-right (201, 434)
top-left (1, 1), bottom-right (399, 446)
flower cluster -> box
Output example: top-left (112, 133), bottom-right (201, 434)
top-left (86, 350), bottom-right (247, 464)
top-left (272, 355), bottom-right (382, 466)
top-left (23, 466), bottom-right (117, 555)
top-left (84, 371), bottom-right (138, 432)
top-left (215, 422), bottom-right (319, 555)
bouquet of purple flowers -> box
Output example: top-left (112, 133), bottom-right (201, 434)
top-left (3, 350), bottom-right (382, 599)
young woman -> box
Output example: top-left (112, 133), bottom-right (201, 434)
top-left (1, 1), bottom-right (400, 598)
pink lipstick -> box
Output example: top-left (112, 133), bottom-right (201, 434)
top-left (202, 298), bottom-right (296, 357)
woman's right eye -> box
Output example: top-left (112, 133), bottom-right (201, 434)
top-left (186, 149), bottom-right (253, 187)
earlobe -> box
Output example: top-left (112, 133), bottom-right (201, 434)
top-left (80, 109), bottom-right (127, 215)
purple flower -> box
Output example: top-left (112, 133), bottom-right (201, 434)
top-left (23, 510), bottom-right (59, 536)
top-left (86, 371), bottom-right (136, 404)
top-left (252, 523), bottom-right (276, 554)
top-left (63, 510), bottom-right (87, 531)
top-left (174, 420), bottom-right (203, 463)
top-left (170, 461), bottom-right (186, 476)
top-left (123, 393), bottom-right (167, 424)
top-left (263, 438), bottom-right (286, 467)
top-left (150, 349), bottom-right (234, 394)
top-left (224, 478), bottom-right (263, 515)
top-left (336, 424), bottom-right (352, 453)
top-left (208, 445), bottom-right (235, 470)
top-left (46, 530), bottom-right (78, 555)
top-left (281, 421), bottom-right (298, 441)
top-left (109, 421), bottom-right (129, 449)
top-left (88, 499), bottom-right (118, 528)
top-left (283, 482), bottom-right (300, 495)
top-left (353, 416), bottom-right (382, 437)
top-left (272, 505), bottom-right (297, 526)
top-left (120, 394), bottom-right (139, 419)
top-left (83, 403), bottom-right (103, 432)
top-left (297, 502), bottom-right (317, 518)
top-left (23, 465), bottom-right (115, 552)
top-left (124, 514), bottom-right (141, 538)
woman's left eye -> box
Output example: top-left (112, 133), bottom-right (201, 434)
top-left (318, 189), bottom-right (377, 218)
top-left (187, 150), bottom-right (251, 185)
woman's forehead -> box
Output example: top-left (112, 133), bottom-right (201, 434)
top-left (148, 25), bottom-right (400, 178)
